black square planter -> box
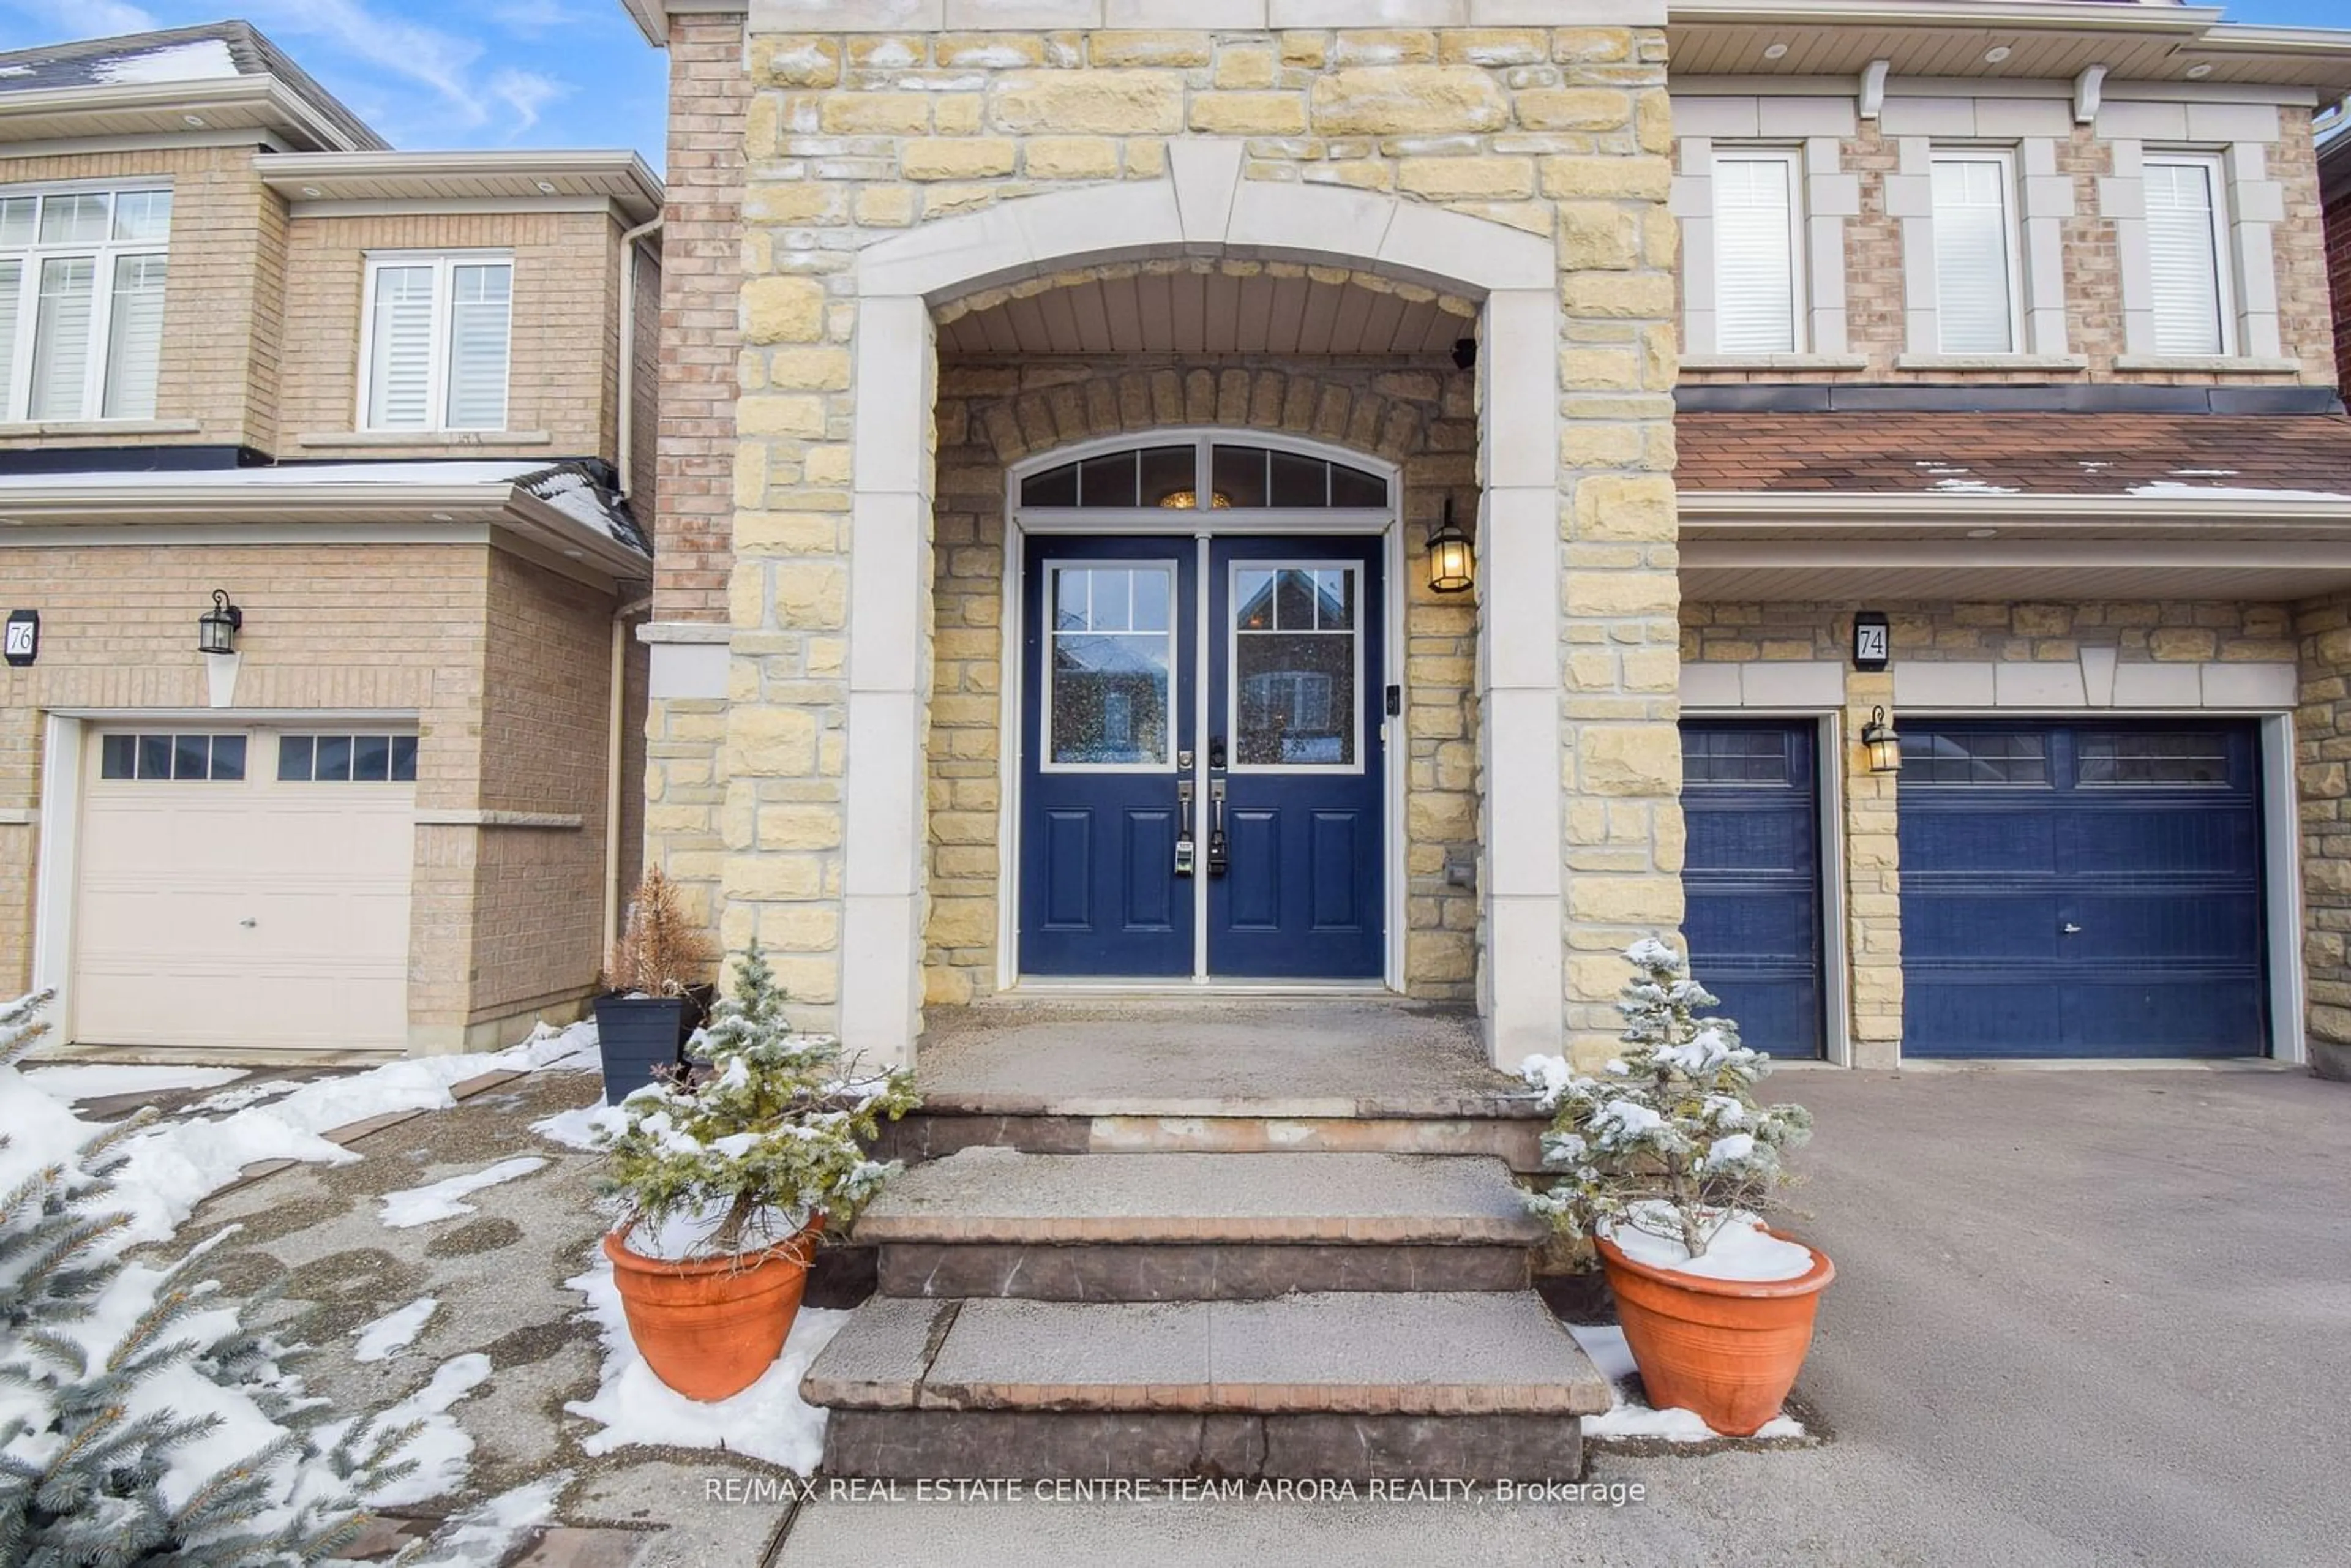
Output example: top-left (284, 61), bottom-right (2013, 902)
top-left (592, 993), bottom-right (686, 1103)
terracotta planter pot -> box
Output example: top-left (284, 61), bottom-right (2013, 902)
top-left (1595, 1226), bottom-right (1834, 1438)
top-left (604, 1216), bottom-right (823, 1402)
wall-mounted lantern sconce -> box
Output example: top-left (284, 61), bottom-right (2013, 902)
top-left (1852, 609), bottom-right (1890, 671)
top-left (1428, 497), bottom-right (1474, 594)
top-left (198, 589), bottom-right (243, 655)
top-left (1862, 705), bottom-right (1902, 775)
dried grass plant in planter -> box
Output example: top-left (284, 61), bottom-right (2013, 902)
top-left (1520, 939), bottom-right (1829, 1436)
top-left (594, 944), bottom-right (918, 1401)
top-left (594, 866), bottom-right (721, 1101)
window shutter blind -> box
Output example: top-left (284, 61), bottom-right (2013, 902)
top-left (0, 261), bottom-right (18, 419)
top-left (1713, 156), bottom-right (1799, 354)
top-left (2145, 160), bottom-right (2225, 358)
top-left (29, 256), bottom-right (96, 419)
top-left (443, 263), bottom-right (511, 430)
top-left (366, 265), bottom-right (437, 429)
top-left (102, 253), bottom-right (166, 419)
top-left (1931, 159), bottom-right (2015, 355)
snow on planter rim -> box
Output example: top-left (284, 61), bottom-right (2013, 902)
top-left (1603, 1202), bottom-right (1817, 1283)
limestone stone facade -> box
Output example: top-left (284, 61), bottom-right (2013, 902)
top-left (674, 7), bottom-right (1681, 1068)
top-left (2296, 591), bottom-right (2351, 1081)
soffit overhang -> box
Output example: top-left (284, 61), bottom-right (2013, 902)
top-left (255, 151), bottom-right (665, 225)
top-left (1671, 3), bottom-right (2351, 99)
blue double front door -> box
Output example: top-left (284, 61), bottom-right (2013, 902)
top-left (1018, 532), bottom-right (1386, 980)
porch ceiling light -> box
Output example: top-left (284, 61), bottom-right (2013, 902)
top-left (1862, 706), bottom-right (1903, 775)
top-left (1157, 489), bottom-right (1231, 509)
top-left (1427, 498), bottom-right (1474, 595)
top-left (198, 588), bottom-right (243, 656)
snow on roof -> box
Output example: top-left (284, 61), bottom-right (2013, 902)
top-left (0, 459), bottom-right (649, 555)
top-left (89, 38), bottom-right (239, 86)
top-left (2126, 481), bottom-right (2351, 502)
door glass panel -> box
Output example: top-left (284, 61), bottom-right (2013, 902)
top-left (1048, 565), bottom-right (1173, 767)
top-left (1233, 562), bottom-right (1358, 769)
top-left (1077, 452), bottom-right (1138, 508)
top-left (1268, 450), bottom-right (1325, 506)
top-left (1139, 445), bottom-right (1196, 508)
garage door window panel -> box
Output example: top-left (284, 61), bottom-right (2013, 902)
top-left (279, 733), bottom-right (418, 782)
top-left (100, 732), bottom-right (245, 781)
top-left (2076, 731), bottom-right (2230, 787)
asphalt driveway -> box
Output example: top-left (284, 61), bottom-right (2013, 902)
top-left (779, 1064), bottom-right (2351, 1567)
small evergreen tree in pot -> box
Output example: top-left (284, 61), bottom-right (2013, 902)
top-left (593, 867), bottom-right (721, 1102)
top-left (593, 946), bottom-right (917, 1401)
top-left (1518, 940), bottom-right (1832, 1437)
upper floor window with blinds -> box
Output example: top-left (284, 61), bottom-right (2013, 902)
top-left (2143, 153), bottom-right (2233, 358)
top-left (360, 253), bottom-right (512, 432)
top-left (1711, 149), bottom-right (1804, 355)
top-left (1929, 152), bottom-right (2022, 355)
top-left (0, 185), bottom-right (171, 422)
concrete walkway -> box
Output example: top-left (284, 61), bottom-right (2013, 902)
top-left (778, 1065), bottom-right (2351, 1567)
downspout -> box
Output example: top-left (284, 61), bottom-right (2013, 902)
top-left (606, 593), bottom-right (654, 951)
top-left (615, 215), bottom-right (663, 499)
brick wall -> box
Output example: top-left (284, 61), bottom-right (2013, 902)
top-left (0, 146), bottom-right (274, 449)
top-left (921, 345), bottom-right (1483, 1005)
top-left (471, 552), bottom-right (621, 1023)
top-left (276, 209), bottom-right (624, 460)
top-left (1681, 108), bottom-right (2338, 387)
top-left (0, 539), bottom-right (630, 1049)
top-left (2328, 170), bottom-right (2351, 390)
top-left (652, 10), bottom-right (751, 621)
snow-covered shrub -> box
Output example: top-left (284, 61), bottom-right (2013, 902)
top-left (596, 946), bottom-right (919, 1260)
top-left (0, 992), bottom-right (423, 1566)
top-left (1518, 940), bottom-right (1813, 1261)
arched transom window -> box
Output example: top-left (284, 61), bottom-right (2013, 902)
top-left (1018, 438), bottom-right (1390, 511)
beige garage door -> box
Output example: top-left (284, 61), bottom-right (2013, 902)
top-left (74, 726), bottom-right (417, 1053)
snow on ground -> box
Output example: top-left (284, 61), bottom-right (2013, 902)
top-left (184, 1079), bottom-right (302, 1115)
top-left (329, 1353), bottom-right (495, 1509)
top-left (405, 1471), bottom-right (574, 1566)
top-left (353, 1297), bottom-right (440, 1364)
top-left (95, 1019), bottom-right (597, 1250)
top-left (24, 1063), bottom-right (247, 1101)
top-left (564, 1248), bottom-right (849, 1473)
top-left (1568, 1324), bottom-right (1806, 1442)
top-left (379, 1158), bottom-right (549, 1229)
top-left (531, 1098), bottom-right (626, 1150)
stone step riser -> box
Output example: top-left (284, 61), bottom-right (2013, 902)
top-left (877, 1114), bottom-right (1545, 1172)
top-left (823, 1409), bottom-right (1583, 1483)
top-left (877, 1240), bottom-right (1531, 1301)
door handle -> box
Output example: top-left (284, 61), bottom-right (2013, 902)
top-left (1207, 776), bottom-right (1228, 877)
top-left (2061, 922), bottom-right (2083, 935)
top-left (1175, 777), bottom-right (1196, 878)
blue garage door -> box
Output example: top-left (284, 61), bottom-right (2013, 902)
top-left (1900, 721), bottom-right (2266, 1058)
top-left (1680, 721), bottom-right (1825, 1059)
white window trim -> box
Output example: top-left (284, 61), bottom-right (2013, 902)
top-left (1036, 557), bottom-right (1180, 778)
top-left (1927, 148), bottom-right (2027, 358)
top-left (0, 182), bottom-right (171, 424)
top-left (1707, 145), bottom-right (1809, 358)
top-left (2140, 149), bottom-right (2238, 361)
top-left (1226, 557), bottom-right (1368, 779)
top-left (355, 250), bottom-right (515, 434)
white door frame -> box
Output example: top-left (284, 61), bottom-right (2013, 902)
top-left (995, 429), bottom-right (1407, 993)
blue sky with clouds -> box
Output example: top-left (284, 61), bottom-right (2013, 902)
top-left (0, 0), bottom-right (2342, 172)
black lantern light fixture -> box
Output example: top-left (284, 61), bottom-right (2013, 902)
top-left (1427, 497), bottom-right (1474, 594)
top-left (198, 588), bottom-right (243, 656)
top-left (1861, 705), bottom-right (1902, 775)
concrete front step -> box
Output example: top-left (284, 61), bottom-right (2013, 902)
top-left (876, 1108), bottom-right (1547, 1172)
top-left (803, 1292), bottom-right (1608, 1481)
top-left (857, 1149), bottom-right (1548, 1300)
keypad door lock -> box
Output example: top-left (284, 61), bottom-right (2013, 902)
top-left (1175, 776), bottom-right (1196, 878)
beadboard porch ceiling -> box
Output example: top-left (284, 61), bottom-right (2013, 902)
top-left (937, 268), bottom-right (1472, 359)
